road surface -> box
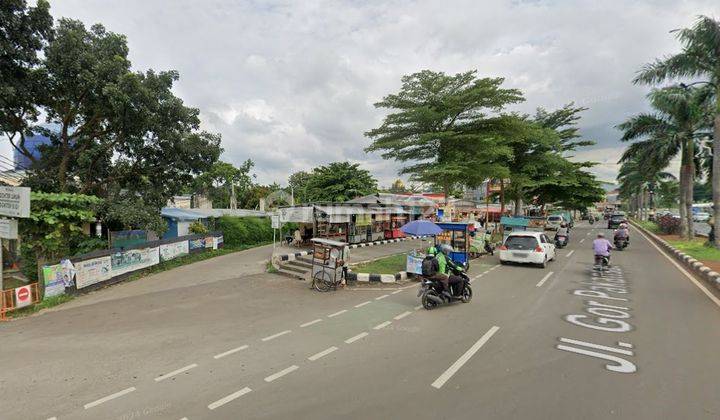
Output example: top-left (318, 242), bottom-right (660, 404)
top-left (1, 223), bottom-right (719, 419)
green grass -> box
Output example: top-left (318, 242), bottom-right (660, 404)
top-left (266, 261), bottom-right (278, 273)
top-left (634, 219), bottom-right (660, 233)
top-left (666, 238), bottom-right (720, 262)
top-left (353, 253), bottom-right (407, 274)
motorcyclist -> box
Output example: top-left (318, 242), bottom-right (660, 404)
top-left (438, 244), bottom-right (465, 295)
top-left (555, 223), bottom-right (570, 244)
top-left (422, 247), bottom-right (452, 299)
top-left (592, 232), bottom-right (613, 266)
top-left (483, 230), bottom-right (494, 255)
top-left (614, 222), bottom-right (630, 243)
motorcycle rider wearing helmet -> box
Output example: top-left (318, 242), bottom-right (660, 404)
top-left (555, 222), bottom-right (570, 242)
top-left (422, 247), bottom-right (452, 299)
top-left (438, 244), bottom-right (465, 294)
top-left (614, 222), bottom-right (630, 243)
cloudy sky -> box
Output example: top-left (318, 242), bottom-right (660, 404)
top-left (35, 0), bottom-right (720, 187)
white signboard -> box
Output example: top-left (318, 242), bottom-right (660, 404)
top-left (159, 241), bottom-right (189, 261)
top-left (271, 215), bottom-right (280, 229)
top-left (75, 256), bottom-right (112, 289)
top-left (0, 186), bottom-right (30, 218)
top-left (110, 247), bottom-right (160, 277)
top-left (14, 285), bottom-right (32, 308)
top-left (0, 218), bottom-right (18, 239)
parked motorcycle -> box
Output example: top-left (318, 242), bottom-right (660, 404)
top-left (614, 237), bottom-right (628, 251)
top-left (555, 234), bottom-right (569, 249)
top-left (417, 270), bottom-right (472, 310)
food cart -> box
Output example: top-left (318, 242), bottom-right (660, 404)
top-left (349, 214), bottom-right (371, 243)
top-left (386, 215), bottom-right (407, 239)
top-left (310, 238), bottom-right (349, 292)
top-left (434, 222), bottom-right (470, 268)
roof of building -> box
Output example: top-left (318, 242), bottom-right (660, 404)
top-left (161, 207), bottom-right (268, 221)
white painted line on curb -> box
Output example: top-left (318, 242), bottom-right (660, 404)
top-left (354, 301), bottom-right (371, 308)
top-left (345, 332), bottom-right (369, 344)
top-left (214, 345), bottom-right (249, 359)
top-left (375, 294), bottom-right (389, 300)
top-left (394, 311), bottom-right (412, 320)
top-left (208, 387), bottom-right (252, 410)
top-left (262, 330), bottom-right (291, 341)
top-left (264, 365), bottom-right (299, 382)
top-left (431, 326), bottom-right (500, 389)
top-left (300, 319), bottom-right (322, 328)
top-left (373, 321), bottom-right (391, 330)
top-left (84, 387), bottom-right (136, 409)
top-left (154, 363), bottom-right (198, 382)
top-left (391, 290), bottom-right (402, 295)
top-left (308, 346), bottom-right (338, 361)
top-left (536, 271), bottom-right (554, 287)
top-left (566, 250), bottom-right (575, 257)
top-left (328, 309), bottom-right (348, 318)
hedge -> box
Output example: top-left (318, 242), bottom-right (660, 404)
top-left (215, 216), bottom-right (274, 247)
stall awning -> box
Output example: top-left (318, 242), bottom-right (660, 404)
top-left (278, 206), bottom-right (314, 223)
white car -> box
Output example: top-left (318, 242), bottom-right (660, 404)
top-left (545, 215), bottom-right (564, 231)
top-left (693, 212), bottom-right (710, 222)
top-left (499, 231), bottom-right (556, 268)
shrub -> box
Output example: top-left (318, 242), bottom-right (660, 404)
top-left (657, 214), bottom-right (681, 235)
top-left (189, 220), bottom-right (209, 235)
top-left (216, 216), bottom-right (273, 247)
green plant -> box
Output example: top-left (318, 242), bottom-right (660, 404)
top-left (189, 220), bottom-right (209, 235)
top-left (216, 216), bottom-right (273, 247)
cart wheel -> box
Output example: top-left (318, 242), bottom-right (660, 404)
top-left (313, 271), bottom-right (332, 292)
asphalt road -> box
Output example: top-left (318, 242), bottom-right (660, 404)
top-left (2, 223), bottom-right (720, 419)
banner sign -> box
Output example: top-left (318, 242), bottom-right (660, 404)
top-left (406, 253), bottom-right (424, 275)
top-left (75, 256), bottom-right (112, 289)
top-left (0, 186), bottom-right (30, 218)
top-left (111, 247), bottom-right (159, 277)
top-left (213, 236), bottom-right (224, 249)
top-left (0, 218), bottom-right (18, 239)
top-left (188, 238), bottom-right (206, 251)
top-left (42, 264), bottom-right (66, 298)
top-left (159, 241), bottom-right (189, 261)
top-left (204, 236), bottom-right (214, 249)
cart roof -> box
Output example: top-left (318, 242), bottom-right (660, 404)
top-left (311, 237), bottom-right (348, 247)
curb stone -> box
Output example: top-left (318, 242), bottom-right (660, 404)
top-left (631, 220), bottom-right (720, 292)
top-left (272, 236), bottom-right (427, 263)
top-left (345, 270), bottom-right (411, 284)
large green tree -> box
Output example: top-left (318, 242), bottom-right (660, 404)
top-left (365, 70), bottom-right (523, 203)
top-left (287, 170), bottom-right (312, 204)
top-left (194, 160), bottom-right (254, 208)
top-left (304, 162), bottom-right (377, 202)
top-left (633, 16), bottom-right (720, 244)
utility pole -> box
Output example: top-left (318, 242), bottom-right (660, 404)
top-left (230, 182), bottom-right (237, 210)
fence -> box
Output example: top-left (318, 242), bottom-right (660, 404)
top-left (1, 283), bottom-right (40, 321)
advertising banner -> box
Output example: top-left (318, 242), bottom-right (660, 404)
top-left (213, 235), bottom-right (224, 249)
top-left (204, 236), bottom-right (214, 249)
top-left (188, 238), bottom-right (206, 251)
top-left (42, 264), bottom-right (66, 298)
top-left (406, 252), bottom-right (424, 275)
top-left (111, 247), bottom-right (159, 277)
top-left (160, 241), bottom-right (189, 261)
top-left (75, 256), bottom-right (112, 289)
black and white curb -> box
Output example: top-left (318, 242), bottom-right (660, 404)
top-left (346, 270), bottom-right (410, 284)
top-left (277, 250), bottom-right (311, 262)
top-left (631, 220), bottom-right (720, 292)
top-left (347, 236), bottom-right (426, 249)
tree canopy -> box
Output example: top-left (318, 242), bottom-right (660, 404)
top-left (303, 162), bottom-right (378, 202)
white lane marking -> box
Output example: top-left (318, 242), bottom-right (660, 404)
top-left (536, 271), bottom-right (554, 287)
top-left (261, 330), bottom-right (291, 341)
top-left (414, 305), bottom-right (423, 310)
top-left (483, 270), bottom-right (490, 274)
top-left (345, 332), bottom-right (369, 344)
top-left (391, 290), bottom-right (402, 295)
top-left (579, 238), bottom-right (585, 244)
top-left (373, 321), bottom-right (391, 330)
top-left (84, 387), bottom-right (136, 409)
top-left (632, 225), bottom-right (720, 308)
top-left (394, 311), bottom-right (412, 320)
top-left (308, 346), bottom-right (338, 361)
top-left (431, 326), bottom-right (500, 389)
top-left (179, 418), bottom-right (188, 420)
top-left (328, 309), bottom-right (348, 318)
top-left (375, 294), bottom-right (389, 300)
top-left (208, 387), bottom-right (252, 410)
top-left (47, 418), bottom-right (57, 420)
top-left (354, 301), bottom-right (371, 308)
top-left (214, 345), bottom-right (249, 359)
top-left (154, 363), bottom-right (198, 382)
top-left (300, 319), bottom-right (322, 328)
top-left (264, 365), bottom-right (299, 382)
top-left (566, 250), bottom-right (575, 257)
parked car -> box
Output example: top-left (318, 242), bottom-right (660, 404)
top-left (607, 212), bottom-right (627, 229)
top-left (499, 231), bottom-right (556, 268)
top-left (545, 215), bottom-right (564, 231)
top-left (693, 212), bottom-right (710, 222)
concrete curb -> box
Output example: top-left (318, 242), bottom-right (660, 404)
top-left (273, 236), bottom-right (427, 263)
top-left (631, 220), bottom-right (720, 292)
top-left (345, 270), bottom-right (411, 284)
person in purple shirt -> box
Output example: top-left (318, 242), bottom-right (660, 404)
top-left (592, 232), bottom-right (613, 265)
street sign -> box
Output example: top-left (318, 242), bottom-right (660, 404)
top-left (15, 285), bottom-right (32, 308)
top-left (0, 186), bottom-right (30, 218)
top-left (271, 215), bottom-right (280, 229)
top-left (0, 218), bottom-right (18, 239)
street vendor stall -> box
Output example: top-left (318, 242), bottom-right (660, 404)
top-left (370, 214), bottom-right (388, 241)
top-left (386, 215), bottom-right (408, 239)
top-left (434, 222), bottom-right (470, 267)
top-left (310, 237), bottom-right (349, 292)
top-left (500, 216), bottom-right (530, 242)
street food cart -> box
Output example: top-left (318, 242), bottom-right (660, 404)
top-left (310, 238), bottom-right (349, 292)
top-left (386, 215), bottom-right (407, 239)
top-left (434, 222), bottom-right (470, 267)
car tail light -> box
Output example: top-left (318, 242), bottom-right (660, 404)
top-left (499, 245), bottom-right (508, 251)
top-left (535, 245), bottom-right (543, 252)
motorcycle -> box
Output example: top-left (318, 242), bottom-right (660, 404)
top-left (614, 236), bottom-right (628, 250)
top-left (555, 234), bottom-right (568, 248)
top-left (589, 217), bottom-right (595, 225)
top-left (417, 270), bottom-right (472, 310)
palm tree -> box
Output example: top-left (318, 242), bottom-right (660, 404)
top-left (617, 157), bottom-right (676, 219)
top-left (617, 85), bottom-right (713, 239)
top-left (633, 16), bottom-right (720, 244)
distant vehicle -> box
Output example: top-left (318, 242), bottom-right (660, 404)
top-left (607, 212), bottom-right (627, 229)
top-left (545, 215), bottom-right (564, 231)
top-left (693, 212), bottom-right (710, 222)
top-left (499, 231), bottom-right (555, 268)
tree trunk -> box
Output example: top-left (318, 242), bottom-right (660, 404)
top-left (684, 137), bottom-right (695, 240)
top-left (513, 197), bottom-right (522, 217)
top-left (638, 187), bottom-right (644, 221)
top-left (713, 103), bottom-right (720, 247)
top-left (678, 147), bottom-right (688, 237)
top-left (57, 123), bottom-right (70, 192)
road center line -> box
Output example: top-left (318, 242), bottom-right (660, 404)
top-left (391, 290), bottom-right (402, 295)
top-left (536, 271), bottom-right (554, 287)
top-left (373, 321), bottom-right (391, 330)
top-left (375, 294), bottom-right (389, 300)
top-left (354, 301), bottom-right (371, 308)
top-left (214, 345), bottom-right (249, 359)
top-left (264, 365), bottom-right (299, 382)
top-left (345, 332), bottom-right (369, 343)
top-left (394, 311), bottom-right (412, 320)
top-left (261, 330), bottom-right (291, 341)
top-left (84, 387), bottom-right (136, 409)
top-left (300, 319), bottom-right (322, 328)
top-left (566, 250), bottom-right (575, 257)
top-left (328, 309), bottom-right (348, 318)
top-left (431, 326), bottom-right (500, 389)
top-left (308, 346), bottom-right (338, 361)
top-left (207, 387), bottom-right (252, 410)
top-left (154, 363), bottom-right (198, 382)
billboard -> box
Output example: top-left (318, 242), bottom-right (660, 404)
top-left (75, 256), bottom-right (112, 289)
top-left (159, 241), bottom-right (189, 261)
top-left (110, 247), bottom-right (159, 277)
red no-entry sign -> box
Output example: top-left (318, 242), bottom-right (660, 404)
top-left (15, 285), bottom-right (31, 308)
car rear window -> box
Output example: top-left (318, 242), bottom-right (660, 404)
top-left (505, 236), bottom-right (539, 250)
top-left (548, 216), bottom-right (562, 221)
top-left (611, 215), bottom-right (625, 220)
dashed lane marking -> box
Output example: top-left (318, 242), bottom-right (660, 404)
top-left (391, 290), bottom-right (402, 295)
top-left (308, 346), bottom-right (338, 361)
top-left (264, 365), bottom-right (299, 382)
top-left (373, 321), bottom-right (391, 330)
top-left (394, 311), bottom-right (412, 320)
top-left (431, 326), bottom-right (500, 389)
top-left (354, 301), bottom-right (371, 308)
top-left (208, 387), bottom-right (252, 410)
top-left (566, 250), bottom-right (575, 257)
top-left (84, 387), bottom-right (136, 409)
top-left (214, 345), bottom-right (249, 359)
top-left (376, 294), bottom-right (389, 300)
top-left (300, 319), bottom-right (322, 328)
top-left (328, 309), bottom-right (348, 318)
top-left (154, 363), bottom-right (198, 382)
top-left (345, 332), bottom-right (369, 344)
top-left (261, 330), bottom-right (291, 342)
top-left (414, 305), bottom-right (423, 310)
top-left (579, 238), bottom-right (585, 244)
top-left (536, 271), bottom-right (554, 287)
